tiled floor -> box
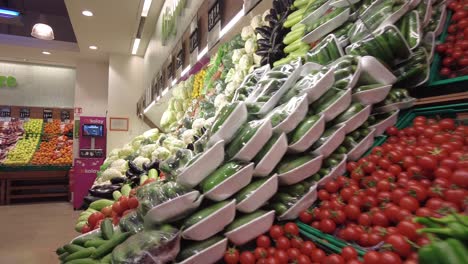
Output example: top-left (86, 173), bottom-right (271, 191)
top-left (0, 202), bottom-right (80, 264)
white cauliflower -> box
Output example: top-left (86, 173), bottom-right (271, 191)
top-left (232, 48), bottom-right (246, 64)
top-left (245, 38), bottom-right (257, 54)
top-left (118, 144), bottom-right (134, 158)
top-left (192, 118), bottom-right (206, 131)
top-left (182, 129), bottom-right (196, 144)
top-left (133, 156), bottom-right (150, 169)
top-left (152, 147), bottom-right (171, 161)
top-left (140, 144), bottom-right (158, 159)
top-left (251, 15), bottom-right (263, 29)
top-left (205, 116), bottom-right (216, 127)
top-left (225, 68), bottom-right (236, 83)
top-left (241, 26), bottom-right (255, 41)
top-left (239, 54), bottom-right (253, 70)
top-left (225, 81), bottom-right (240, 95)
top-left (110, 159), bottom-right (128, 173)
top-left (143, 128), bottom-right (159, 141)
top-left (253, 53), bottom-right (262, 65)
top-left (98, 168), bottom-right (123, 183)
top-left (214, 94), bottom-right (228, 111)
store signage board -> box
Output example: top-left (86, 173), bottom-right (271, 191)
top-left (0, 75), bottom-right (17, 88)
top-left (43, 109), bottom-right (53, 122)
top-left (189, 16), bottom-right (199, 67)
top-left (207, 0), bottom-right (221, 49)
top-left (61, 110), bottom-right (70, 122)
top-left (244, 0), bottom-right (262, 14)
top-left (0, 106), bottom-right (11, 121)
top-left (19, 108), bottom-right (30, 119)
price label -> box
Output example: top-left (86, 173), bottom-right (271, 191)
top-left (43, 109), bottom-right (53, 121)
top-left (208, 0), bottom-right (221, 32)
top-left (189, 28), bottom-right (199, 53)
top-left (61, 110), bottom-right (70, 121)
top-left (0, 107), bottom-right (11, 117)
top-left (177, 47), bottom-right (184, 69)
top-left (20, 108), bottom-right (30, 119)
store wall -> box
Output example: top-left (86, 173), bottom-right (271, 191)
top-left (107, 54), bottom-right (149, 152)
top-left (0, 61), bottom-right (75, 107)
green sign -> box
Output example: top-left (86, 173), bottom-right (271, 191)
top-left (0, 76), bottom-right (17, 87)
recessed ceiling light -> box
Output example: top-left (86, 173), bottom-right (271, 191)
top-left (89, 45), bottom-right (98, 50)
top-left (82, 10), bottom-right (93, 16)
top-left (42, 51), bottom-right (51, 55)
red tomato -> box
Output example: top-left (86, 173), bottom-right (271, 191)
top-left (340, 188), bottom-right (354, 202)
top-left (340, 246), bottom-right (357, 260)
top-left (310, 248), bottom-right (326, 263)
top-left (440, 67), bottom-right (451, 76)
top-left (372, 212), bottom-right (389, 227)
top-left (265, 257), bottom-right (280, 264)
top-left (318, 189), bottom-right (331, 200)
top-left (224, 248), bottom-right (240, 264)
top-left (256, 235), bottom-right (271, 248)
top-left (284, 222), bottom-right (300, 236)
top-left (254, 247), bottom-right (268, 259)
top-left (101, 206), bottom-right (113, 217)
top-left (127, 197), bottom-right (139, 209)
top-left (396, 209), bottom-right (412, 221)
top-left (287, 248), bottom-right (301, 261)
top-left (426, 198), bottom-right (444, 210)
top-left (331, 210), bottom-right (346, 225)
top-left (363, 251), bottom-right (381, 264)
top-left (299, 211), bottom-right (314, 224)
top-left (319, 219), bottom-right (336, 234)
top-left (274, 250), bottom-right (289, 264)
top-left (81, 223), bottom-right (91, 234)
top-left (239, 251), bottom-right (255, 264)
top-left (267, 247), bottom-right (277, 257)
top-left (88, 212), bottom-right (105, 228)
top-left (396, 220), bottom-right (419, 241)
top-left (385, 234), bottom-right (412, 257)
top-left (417, 155), bottom-right (438, 170)
top-left (269, 225), bottom-right (284, 239)
top-left (416, 207), bottom-right (433, 217)
top-left (290, 237), bottom-right (304, 250)
top-left (276, 236), bottom-right (291, 250)
top-left (434, 166), bottom-right (452, 179)
top-left (323, 254), bottom-right (344, 264)
top-left (451, 169), bottom-right (468, 188)
top-left (325, 181), bottom-right (340, 193)
top-left (344, 204), bottom-right (360, 221)
top-left (386, 126), bottom-right (399, 136)
top-left (297, 254), bottom-right (312, 264)
top-left (436, 44), bottom-right (447, 53)
top-left (399, 196), bottom-right (420, 212)
top-left (112, 201), bottom-right (124, 216)
top-left (380, 251), bottom-right (402, 264)
top-left (358, 214), bottom-right (372, 227)
top-left (407, 184), bottom-right (427, 202)
top-left (300, 241), bottom-right (315, 256)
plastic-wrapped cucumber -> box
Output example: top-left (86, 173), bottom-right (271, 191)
top-left (254, 79), bottom-right (286, 103)
top-left (353, 84), bottom-right (383, 93)
top-left (136, 181), bottom-right (189, 216)
top-left (306, 35), bottom-right (342, 65)
top-left (225, 120), bottom-right (263, 159)
top-left (332, 103), bottom-right (364, 124)
top-left (268, 107), bottom-right (289, 127)
top-left (276, 155), bottom-right (315, 174)
top-left (119, 211), bottom-right (144, 234)
top-left (254, 133), bottom-right (283, 164)
top-left (305, 7), bottom-right (346, 33)
top-left (210, 102), bottom-right (238, 134)
top-left (288, 114), bottom-right (320, 144)
top-left (397, 11), bottom-right (420, 49)
top-left (282, 181), bottom-right (312, 197)
top-left (225, 210), bottom-right (268, 232)
top-left (310, 88), bottom-right (344, 113)
top-left (200, 162), bottom-right (244, 193)
top-left (235, 178), bottom-right (269, 203)
top-left (183, 200), bottom-right (232, 228)
top-left (176, 236), bottom-right (224, 262)
top-left (311, 126), bottom-right (340, 149)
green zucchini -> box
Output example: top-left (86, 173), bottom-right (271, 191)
top-left (289, 114), bottom-right (320, 143)
top-left (201, 162), bottom-right (244, 192)
top-left (64, 258), bottom-right (99, 264)
top-left (225, 210), bottom-right (268, 232)
top-left (311, 88), bottom-right (344, 114)
top-left (64, 247), bottom-right (96, 262)
top-left (64, 244), bottom-right (86, 254)
top-left (91, 232), bottom-right (131, 259)
top-left (236, 178), bottom-right (269, 203)
top-left (276, 155), bottom-right (315, 174)
top-left (271, 202), bottom-right (288, 215)
top-left (343, 136), bottom-right (357, 149)
top-left (226, 120), bottom-right (263, 159)
top-left (333, 103), bottom-right (364, 124)
top-left (283, 182), bottom-right (307, 197)
top-left (312, 126), bottom-right (339, 148)
top-left (183, 200), bottom-right (232, 228)
top-left (84, 239), bottom-right (107, 248)
top-left (100, 219), bottom-right (114, 240)
top-left (254, 133), bottom-right (283, 163)
top-left (176, 236), bottom-right (225, 262)
top-left (211, 103), bottom-right (238, 134)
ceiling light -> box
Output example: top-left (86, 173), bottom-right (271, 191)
top-left (42, 51), bottom-right (51, 55)
top-left (0, 8), bottom-right (20, 17)
top-left (82, 10), bottom-right (93, 17)
top-left (132, 38), bottom-right (141, 55)
top-left (31, 23), bottom-right (54, 40)
top-left (89, 45), bottom-right (98, 50)
top-left (141, 0), bottom-right (152, 17)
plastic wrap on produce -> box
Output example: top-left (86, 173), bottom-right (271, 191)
top-left (119, 211), bottom-right (145, 234)
top-left (158, 149), bottom-right (196, 178)
top-left (111, 226), bottom-right (180, 264)
top-left (306, 35), bottom-right (343, 65)
top-left (136, 181), bottom-right (191, 217)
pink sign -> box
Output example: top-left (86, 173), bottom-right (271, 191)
top-left (72, 158), bottom-right (104, 209)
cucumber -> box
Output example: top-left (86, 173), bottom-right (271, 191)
top-left (201, 162), bottom-right (244, 193)
top-left (312, 126), bottom-right (339, 149)
top-left (226, 120), bottom-right (263, 159)
top-left (353, 84), bottom-right (383, 93)
top-left (112, 191), bottom-right (122, 201)
top-left (89, 199), bottom-right (114, 211)
top-left (120, 184), bottom-right (131, 196)
top-left (333, 103), bottom-right (364, 124)
top-left (284, 182), bottom-right (307, 197)
top-left (72, 232), bottom-right (101, 246)
top-left (183, 200), bottom-right (231, 228)
top-left (254, 133), bottom-right (283, 163)
top-left (64, 258), bottom-right (99, 264)
top-left (277, 155), bottom-right (314, 174)
top-left (100, 219), bottom-right (114, 240)
top-left (211, 103), bottom-right (238, 134)
top-left (75, 221), bottom-right (87, 233)
top-left (269, 109), bottom-right (289, 127)
top-left (56, 247), bottom-right (66, 256)
top-left (84, 239), bottom-right (107, 248)
top-left (91, 232), bottom-right (131, 259)
top-left (100, 253), bottom-right (112, 264)
top-left (289, 114), bottom-right (320, 143)
top-left (59, 252), bottom-right (69, 261)
top-left (148, 169), bottom-right (158, 179)
top-left (225, 210), bottom-right (267, 232)
top-left (236, 178), bottom-right (269, 203)
top-left (176, 236), bottom-right (225, 262)
top-left (275, 192), bottom-right (298, 204)
top-left (64, 247), bottom-right (96, 262)
top-left (271, 202), bottom-right (288, 215)
top-left (64, 244), bottom-right (86, 254)
top-left (310, 88), bottom-right (343, 114)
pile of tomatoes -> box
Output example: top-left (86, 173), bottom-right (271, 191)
top-left (436, 0), bottom-right (468, 78)
top-left (224, 223), bottom-right (364, 264)
top-left (298, 117), bottom-right (467, 263)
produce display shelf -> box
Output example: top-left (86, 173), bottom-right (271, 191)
top-left (0, 165), bottom-right (71, 172)
top-left (416, 11), bottom-right (468, 98)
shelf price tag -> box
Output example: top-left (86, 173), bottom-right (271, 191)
top-left (43, 109), bottom-right (53, 122)
top-left (0, 107), bottom-right (11, 120)
top-left (61, 110), bottom-right (70, 122)
top-left (189, 16), bottom-right (199, 66)
top-left (20, 108), bottom-right (30, 119)
top-left (207, 0), bottom-right (221, 49)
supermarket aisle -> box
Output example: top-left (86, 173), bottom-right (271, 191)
top-left (0, 202), bottom-right (80, 264)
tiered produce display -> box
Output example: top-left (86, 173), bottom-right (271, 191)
top-left (59, 0), bottom-right (467, 263)
top-left (0, 119), bottom-right (24, 162)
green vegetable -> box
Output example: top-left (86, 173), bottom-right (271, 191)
top-left (312, 126), bottom-right (339, 147)
top-left (254, 133), bottom-right (283, 163)
top-left (176, 236), bottom-right (225, 262)
top-left (353, 84), bottom-right (383, 93)
top-left (226, 120), bottom-right (263, 159)
top-left (226, 210), bottom-right (268, 232)
top-left (277, 155), bottom-right (315, 174)
top-left (112, 191), bottom-right (122, 201)
top-left (211, 103), bottom-right (238, 134)
top-left (333, 103), bottom-right (364, 124)
top-left (64, 247), bottom-right (96, 262)
top-left (201, 162), bottom-right (244, 192)
top-left (84, 239), bottom-right (107, 248)
top-left (89, 199), bottom-right (114, 211)
top-left (56, 247), bottom-right (66, 256)
top-left (100, 219), bottom-right (114, 240)
top-left (183, 201), bottom-right (231, 228)
top-left (64, 244), bottom-right (86, 254)
top-left (120, 184), bottom-right (131, 196)
top-left (64, 258), bottom-right (99, 264)
top-left (311, 88), bottom-right (344, 114)
top-left (289, 114), bottom-right (320, 143)
top-left (91, 232), bottom-right (131, 259)
top-left (236, 178), bottom-right (269, 203)
top-left (271, 202), bottom-right (288, 215)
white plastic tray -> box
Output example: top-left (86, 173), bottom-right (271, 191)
top-left (225, 211), bottom-right (275, 246)
top-left (278, 155), bottom-right (323, 186)
top-left (302, 8), bottom-right (350, 44)
top-left (177, 140), bottom-right (225, 188)
top-left (360, 56), bottom-right (397, 85)
top-left (352, 85), bottom-right (392, 105)
top-left (321, 89), bottom-right (352, 122)
top-left (236, 175), bottom-right (278, 213)
top-left (342, 105), bottom-right (372, 134)
top-left (329, 55), bottom-right (363, 90)
top-left (288, 114), bottom-right (326, 153)
top-left (312, 124), bottom-right (346, 158)
top-left (348, 129), bottom-right (376, 161)
top-left (435, 5), bottom-right (447, 37)
top-left (408, 11), bottom-right (422, 50)
top-left (374, 98), bottom-right (417, 113)
top-left (424, 32), bottom-right (435, 63)
top-left (232, 120), bottom-right (273, 162)
top-left (318, 154), bottom-right (347, 187)
top-left (299, 64), bottom-right (335, 104)
top-left (330, 0), bottom-right (360, 7)
top-left (204, 163), bottom-right (254, 201)
top-left (273, 95), bottom-right (309, 134)
top-left (145, 191), bottom-right (203, 224)
top-left (278, 185), bottom-right (318, 221)
top-left (254, 133), bottom-right (288, 177)
top-left (422, 1), bottom-right (432, 27)
top-left (182, 200), bottom-right (236, 241)
top-left (208, 102), bottom-right (248, 147)
top-left (369, 110), bottom-right (399, 137)
top-left (299, 0), bottom-right (332, 27)
top-left (177, 238), bottom-right (228, 264)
